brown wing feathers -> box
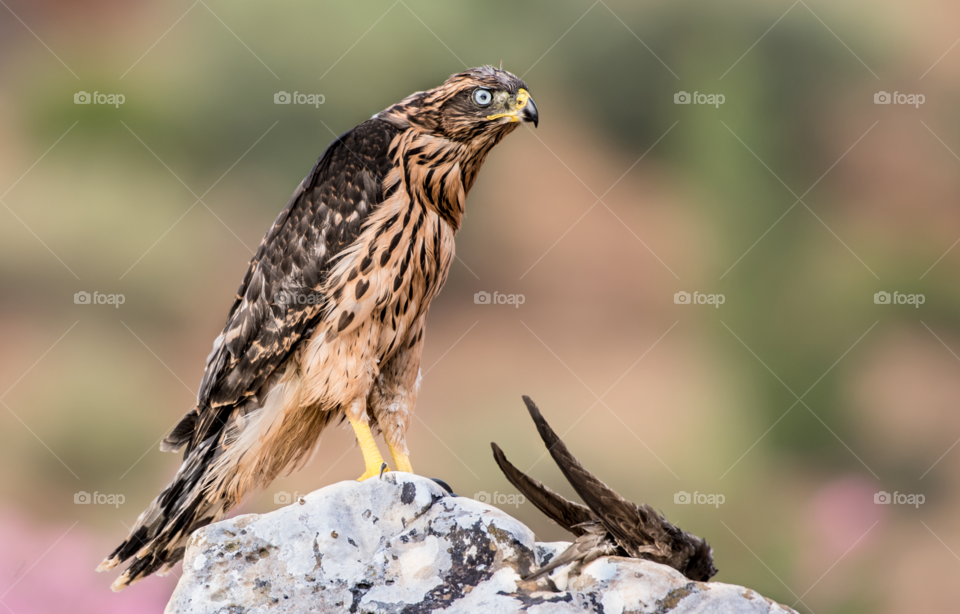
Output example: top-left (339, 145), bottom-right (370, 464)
top-left (102, 119), bottom-right (400, 589)
top-left (520, 396), bottom-right (663, 558)
top-left (163, 121), bottom-right (400, 456)
top-left (200, 121), bottom-right (399, 413)
top-left (491, 442), bottom-right (594, 536)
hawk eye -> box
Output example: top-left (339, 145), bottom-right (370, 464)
top-left (473, 89), bottom-right (492, 106)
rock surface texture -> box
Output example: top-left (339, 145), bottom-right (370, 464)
top-left (165, 474), bottom-right (795, 613)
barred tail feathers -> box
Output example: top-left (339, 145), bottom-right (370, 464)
top-left (96, 432), bottom-right (229, 590)
top-left (97, 374), bottom-right (326, 591)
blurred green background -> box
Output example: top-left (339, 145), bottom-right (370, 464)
top-left (2, 0), bottom-right (959, 611)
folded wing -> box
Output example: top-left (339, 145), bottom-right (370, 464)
top-left (491, 442), bottom-right (595, 536)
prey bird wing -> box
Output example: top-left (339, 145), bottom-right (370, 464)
top-left (491, 438), bottom-right (617, 581)
top-left (491, 442), bottom-right (595, 537)
top-left (524, 529), bottom-right (613, 581)
top-left (520, 396), bottom-right (660, 556)
top-left (511, 396), bottom-right (718, 582)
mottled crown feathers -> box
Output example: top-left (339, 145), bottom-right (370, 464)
top-left (376, 66), bottom-right (531, 141)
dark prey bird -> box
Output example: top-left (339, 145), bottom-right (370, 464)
top-left (98, 67), bottom-right (538, 591)
top-left (491, 396), bottom-right (717, 582)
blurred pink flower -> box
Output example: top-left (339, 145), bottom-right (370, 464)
top-left (808, 474), bottom-right (882, 559)
top-left (0, 510), bottom-right (173, 614)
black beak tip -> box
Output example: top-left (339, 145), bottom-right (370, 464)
top-left (523, 99), bottom-right (539, 128)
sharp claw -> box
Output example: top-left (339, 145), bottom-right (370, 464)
top-left (430, 478), bottom-right (457, 496)
top-left (357, 465), bottom-right (390, 482)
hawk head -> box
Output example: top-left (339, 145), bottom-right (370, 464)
top-left (377, 66), bottom-right (539, 142)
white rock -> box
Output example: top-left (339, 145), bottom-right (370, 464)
top-left (165, 473), bottom-right (795, 614)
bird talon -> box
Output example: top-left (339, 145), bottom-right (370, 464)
top-left (357, 465), bottom-right (389, 482)
top-left (349, 415), bottom-right (391, 482)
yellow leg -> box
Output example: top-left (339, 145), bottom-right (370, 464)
top-left (348, 415), bottom-right (388, 481)
top-left (387, 440), bottom-right (414, 474)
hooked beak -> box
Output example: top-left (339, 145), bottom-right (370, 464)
top-left (520, 93), bottom-right (539, 127)
top-left (487, 88), bottom-right (539, 128)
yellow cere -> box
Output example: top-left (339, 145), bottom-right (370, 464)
top-left (487, 88), bottom-right (531, 122)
